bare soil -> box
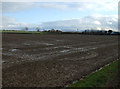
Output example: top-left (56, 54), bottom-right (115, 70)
top-left (2, 34), bottom-right (118, 87)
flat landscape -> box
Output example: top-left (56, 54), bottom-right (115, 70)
top-left (2, 34), bottom-right (118, 87)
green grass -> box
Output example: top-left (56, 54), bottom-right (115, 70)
top-left (0, 30), bottom-right (62, 34)
top-left (1, 30), bottom-right (42, 34)
top-left (69, 60), bottom-right (119, 88)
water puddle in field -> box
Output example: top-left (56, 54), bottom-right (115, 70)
top-left (9, 49), bottom-right (19, 52)
top-left (60, 50), bottom-right (70, 53)
top-left (75, 47), bottom-right (97, 52)
top-left (54, 47), bottom-right (59, 49)
top-left (53, 46), bottom-right (72, 49)
top-left (43, 43), bottom-right (54, 46)
top-left (2, 60), bottom-right (6, 63)
top-left (76, 48), bottom-right (84, 51)
top-left (62, 46), bottom-right (72, 48)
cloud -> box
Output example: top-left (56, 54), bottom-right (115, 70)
top-left (93, 21), bottom-right (101, 25)
top-left (41, 15), bottom-right (118, 31)
top-left (2, 2), bottom-right (70, 13)
top-left (1, 15), bottom-right (118, 31)
top-left (2, 2), bottom-right (36, 13)
top-left (1, 16), bottom-right (40, 30)
top-left (2, 0), bottom-right (118, 13)
top-left (1, 0), bottom-right (119, 2)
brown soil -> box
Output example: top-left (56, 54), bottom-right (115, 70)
top-left (2, 34), bottom-right (118, 87)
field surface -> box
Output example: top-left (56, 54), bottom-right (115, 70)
top-left (2, 34), bottom-right (118, 87)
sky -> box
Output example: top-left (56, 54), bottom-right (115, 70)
top-left (1, 0), bottom-right (119, 31)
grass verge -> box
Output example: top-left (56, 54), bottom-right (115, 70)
top-left (1, 30), bottom-right (42, 34)
top-left (0, 30), bottom-right (62, 34)
top-left (68, 60), bottom-right (119, 88)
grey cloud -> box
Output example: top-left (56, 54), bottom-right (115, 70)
top-left (2, 1), bottom-right (118, 13)
top-left (1, 16), bottom-right (40, 30)
top-left (2, 2), bottom-right (35, 13)
top-left (1, 15), bottom-right (118, 31)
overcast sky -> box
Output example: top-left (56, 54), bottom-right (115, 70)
top-left (1, 0), bottom-right (119, 31)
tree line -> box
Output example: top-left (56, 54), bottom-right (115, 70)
top-left (2, 27), bottom-right (120, 35)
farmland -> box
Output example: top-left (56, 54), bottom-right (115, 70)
top-left (2, 34), bottom-right (118, 87)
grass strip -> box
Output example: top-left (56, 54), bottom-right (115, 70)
top-left (0, 30), bottom-right (62, 34)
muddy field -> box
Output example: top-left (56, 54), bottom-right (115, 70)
top-left (2, 34), bottom-right (118, 87)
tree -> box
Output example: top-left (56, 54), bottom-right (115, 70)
top-left (23, 27), bottom-right (28, 31)
top-left (105, 31), bottom-right (107, 35)
top-left (84, 30), bottom-right (87, 34)
top-left (108, 30), bottom-right (113, 35)
top-left (51, 29), bottom-right (55, 32)
top-left (36, 27), bottom-right (40, 32)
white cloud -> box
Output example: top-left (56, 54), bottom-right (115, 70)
top-left (93, 21), bottom-right (101, 25)
top-left (1, 0), bottom-right (119, 2)
top-left (107, 22), bottom-right (113, 25)
top-left (40, 15), bottom-right (118, 31)
top-left (2, 0), bottom-right (118, 13)
top-left (1, 15), bottom-right (118, 31)
top-left (1, 16), bottom-right (40, 30)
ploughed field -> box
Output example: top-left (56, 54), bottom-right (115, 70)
top-left (2, 34), bottom-right (118, 87)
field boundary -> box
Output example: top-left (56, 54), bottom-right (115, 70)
top-left (68, 59), bottom-right (119, 88)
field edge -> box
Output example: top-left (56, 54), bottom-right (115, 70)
top-left (68, 59), bottom-right (119, 88)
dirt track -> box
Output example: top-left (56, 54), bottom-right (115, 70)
top-left (2, 34), bottom-right (118, 87)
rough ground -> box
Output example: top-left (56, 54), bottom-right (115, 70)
top-left (2, 34), bottom-right (118, 87)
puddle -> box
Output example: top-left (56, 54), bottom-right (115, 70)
top-left (54, 47), bottom-right (59, 49)
top-left (62, 46), bottom-right (71, 48)
top-left (2, 60), bottom-right (6, 63)
top-left (60, 50), bottom-right (70, 53)
top-left (43, 43), bottom-right (54, 46)
top-left (74, 48), bottom-right (84, 50)
top-left (54, 46), bottom-right (71, 49)
top-left (9, 49), bottom-right (19, 52)
top-left (75, 47), bottom-right (97, 52)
